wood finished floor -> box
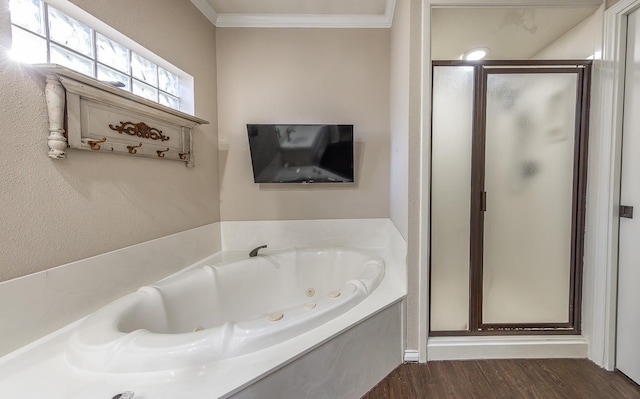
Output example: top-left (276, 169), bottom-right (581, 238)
top-left (362, 359), bottom-right (640, 399)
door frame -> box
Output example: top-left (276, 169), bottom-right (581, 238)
top-left (590, 0), bottom-right (640, 371)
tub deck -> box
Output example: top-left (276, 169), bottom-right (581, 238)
top-left (0, 246), bottom-right (406, 398)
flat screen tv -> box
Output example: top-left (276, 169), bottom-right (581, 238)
top-left (247, 124), bottom-right (354, 183)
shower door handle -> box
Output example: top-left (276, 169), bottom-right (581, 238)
top-left (620, 205), bottom-right (634, 219)
top-left (481, 191), bottom-right (487, 212)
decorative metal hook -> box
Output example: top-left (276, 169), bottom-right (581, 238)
top-left (81, 137), bottom-right (107, 151)
top-left (127, 143), bottom-right (142, 154)
top-left (178, 151), bottom-right (190, 160)
top-left (157, 148), bottom-right (170, 158)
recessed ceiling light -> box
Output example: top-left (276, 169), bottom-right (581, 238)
top-left (462, 47), bottom-right (490, 61)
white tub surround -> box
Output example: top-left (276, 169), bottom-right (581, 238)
top-left (0, 223), bottom-right (221, 358)
top-left (231, 302), bottom-right (403, 399)
top-left (0, 219), bottom-right (406, 399)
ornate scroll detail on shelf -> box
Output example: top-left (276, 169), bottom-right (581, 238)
top-left (127, 143), bottom-right (143, 154)
top-left (178, 151), bottom-right (190, 160)
top-left (81, 137), bottom-right (107, 151)
top-left (156, 148), bottom-right (170, 158)
top-left (109, 121), bottom-right (170, 142)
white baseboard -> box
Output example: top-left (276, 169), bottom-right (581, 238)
top-left (427, 335), bottom-right (588, 361)
top-left (404, 349), bottom-right (420, 363)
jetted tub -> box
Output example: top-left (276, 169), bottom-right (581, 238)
top-left (66, 247), bottom-right (385, 373)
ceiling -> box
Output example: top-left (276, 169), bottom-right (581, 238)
top-left (191, 0), bottom-right (598, 60)
top-left (190, 0), bottom-right (395, 28)
top-left (189, 0), bottom-right (600, 58)
top-left (432, 7), bottom-right (599, 60)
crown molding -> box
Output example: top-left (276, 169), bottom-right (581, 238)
top-left (191, 0), bottom-right (395, 28)
top-left (190, 0), bottom-right (219, 26)
top-left (215, 12), bottom-right (393, 28)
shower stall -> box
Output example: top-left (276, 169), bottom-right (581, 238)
top-left (429, 61), bottom-right (591, 335)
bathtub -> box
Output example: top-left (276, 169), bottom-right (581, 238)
top-left (66, 247), bottom-right (385, 373)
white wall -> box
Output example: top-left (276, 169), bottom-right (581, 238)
top-left (216, 28), bottom-right (390, 221)
top-left (531, 2), bottom-right (606, 365)
top-left (533, 4), bottom-right (604, 59)
top-left (0, 0), bottom-right (219, 282)
top-left (406, 0), bottom-right (425, 355)
top-left (390, 0), bottom-right (411, 241)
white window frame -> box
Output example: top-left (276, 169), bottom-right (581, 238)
top-left (10, 0), bottom-right (195, 115)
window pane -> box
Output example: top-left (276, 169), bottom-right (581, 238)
top-left (97, 64), bottom-right (130, 90)
top-left (48, 6), bottom-right (93, 57)
top-left (158, 67), bottom-right (179, 96)
top-left (50, 43), bottom-right (94, 76)
top-left (96, 33), bottom-right (129, 73)
top-left (132, 79), bottom-right (158, 102)
top-left (131, 53), bottom-right (157, 86)
top-left (9, 0), bottom-right (44, 35)
top-left (10, 26), bottom-right (46, 63)
top-left (159, 92), bottom-right (179, 110)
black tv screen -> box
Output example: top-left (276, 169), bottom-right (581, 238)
top-left (247, 124), bottom-right (354, 183)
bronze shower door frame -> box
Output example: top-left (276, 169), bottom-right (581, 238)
top-left (430, 60), bottom-right (591, 336)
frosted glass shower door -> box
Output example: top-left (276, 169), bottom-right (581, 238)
top-left (430, 66), bottom-right (474, 331)
top-left (429, 62), bottom-right (588, 335)
top-left (481, 72), bottom-right (578, 325)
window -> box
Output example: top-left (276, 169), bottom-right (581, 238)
top-left (8, 0), bottom-right (191, 113)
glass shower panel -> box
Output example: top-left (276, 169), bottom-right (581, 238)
top-left (430, 66), bottom-right (474, 331)
top-left (482, 73), bottom-right (576, 324)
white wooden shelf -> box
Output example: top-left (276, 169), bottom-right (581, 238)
top-left (33, 64), bottom-right (209, 167)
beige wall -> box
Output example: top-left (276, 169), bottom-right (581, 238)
top-left (390, 0), bottom-right (410, 241)
top-left (606, 0), bottom-right (620, 8)
top-left (216, 28), bottom-right (390, 221)
top-left (533, 4), bottom-right (604, 59)
top-left (0, 0), bottom-right (219, 282)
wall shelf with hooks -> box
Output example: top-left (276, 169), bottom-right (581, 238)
top-left (33, 64), bottom-right (209, 167)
